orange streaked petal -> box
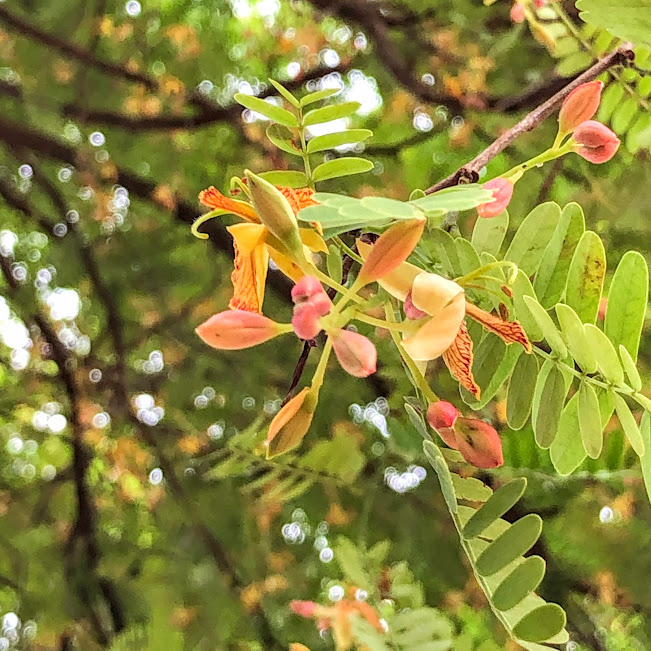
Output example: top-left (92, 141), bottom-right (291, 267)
top-left (443, 321), bottom-right (481, 399)
top-left (228, 234), bottom-right (269, 313)
top-left (199, 186), bottom-right (259, 222)
top-left (465, 301), bottom-right (532, 352)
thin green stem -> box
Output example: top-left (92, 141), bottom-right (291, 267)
top-left (351, 311), bottom-right (418, 333)
top-left (455, 260), bottom-right (517, 287)
top-left (384, 301), bottom-right (439, 402)
top-left (502, 141), bottom-right (573, 180)
top-left (333, 235), bottom-right (364, 264)
top-left (298, 109), bottom-right (314, 187)
top-left (311, 337), bottom-right (333, 390)
top-left (306, 265), bottom-right (364, 304)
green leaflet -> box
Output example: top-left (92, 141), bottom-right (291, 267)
top-left (360, 196), bottom-right (422, 220)
top-left (641, 412), bottom-right (651, 506)
top-left (578, 381), bottom-right (603, 459)
top-left (576, 0), bottom-right (651, 48)
top-left (523, 296), bottom-right (567, 358)
top-left (409, 184), bottom-right (494, 213)
top-left (604, 251), bottom-right (649, 361)
top-left (534, 202), bottom-right (585, 308)
top-left (268, 79), bottom-right (300, 107)
top-left (492, 556), bottom-right (546, 612)
top-left (299, 87), bottom-right (341, 106)
top-left (471, 210), bottom-right (509, 257)
top-left (326, 245), bottom-right (343, 284)
top-left (584, 324), bottom-right (625, 386)
top-left (428, 228), bottom-right (461, 276)
top-left (312, 157), bottom-right (374, 182)
top-left (266, 125), bottom-right (301, 156)
top-left (564, 231), bottom-right (606, 324)
top-left (512, 271), bottom-right (544, 341)
top-left (233, 93), bottom-right (299, 127)
top-left (555, 303), bottom-right (597, 373)
top-left (461, 334), bottom-right (523, 409)
top-left (463, 478), bottom-right (527, 539)
top-left (475, 514), bottom-right (543, 576)
top-left (550, 394), bottom-right (587, 476)
top-left (258, 169), bottom-right (308, 187)
top-left (451, 474), bottom-right (493, 502)
top-left (513, 603), bottom-right (568, 644)
top-left (455, 237), bottom-right (481, 276)
top-left (507, 353), bottom-right (539, 430)
top-left (302, 101), bottom-right (361, 126)
top-left (533, 364), bottom-right (567, 449)
top-left (335, 536), bottom-right (371, 590)
top-left (619, 345), bottom-right (643, 392)
top-left (423, 441), bottom-right (458, 514)
top-left (613, 393), bottom-right (645, 456)
top-left (307, 129), bottom-right (372, 153)
top-left (504, 202), bottom-right (561, 275)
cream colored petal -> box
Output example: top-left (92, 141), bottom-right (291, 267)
top-left (411, 273), bottom-right (464, 317)
top-left (356, 239), bottom-right (422, 301)
top-left (401, 293), bottom-right (466, 361)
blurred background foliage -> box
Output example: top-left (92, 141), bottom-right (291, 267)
top-left (0, 0), bottom-right (650, 649)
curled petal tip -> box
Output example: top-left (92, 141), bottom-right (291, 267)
top-left (477, 178), bottom-right (514, 219)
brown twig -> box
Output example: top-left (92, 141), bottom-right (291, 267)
top-left (424, 42), bottom-right (635, 194)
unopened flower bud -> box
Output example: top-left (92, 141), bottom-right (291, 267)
top-left (427, 401), bottom-right (459, 430)
top-left (572, 120), bottom-right (620, 164)
top-left (291, 276), bottom-right (332, 316)
top-left (510, 2), bottom-right (525, 23)
top-left (292, 302), bottom-right (321, 340)
top-left (290, 600), bottom-right (318, 618)
top-left (245, 170), bottom-right (303, 255)
top-left (558, 81), bottom-right (603, 135)
top-left (454, 418), bottom-right (504, 468)
top-left (357, 218), bottom-right (425, 286)
top-left (267, 387), bottom-right (318, 458)
top-left (196, 310), bottom-right (286, 350)
top-left (331, 329), bottom-right (377, 378)
top-left (477, 178), bottom-right (514, 219)
top-left (534, 0), bottom-right (547, 7)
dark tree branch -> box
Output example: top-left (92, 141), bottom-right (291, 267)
top-left (307, 0), bottom-right (465, 114)
top-left (425, 43), bottom-right (635, 194)
top-left (0, 5), bottom-right (157, 90)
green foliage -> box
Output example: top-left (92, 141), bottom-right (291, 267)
top-left (576, 0), bottom-right (651, 48)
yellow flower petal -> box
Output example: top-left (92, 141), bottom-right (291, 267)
top-left (299, 228), bottom-right (328, 253)
top-left (227, 224), bottom-right (269, 313)
top-left (411, 273), bottom-right (465, 317)
top-left (356, 240), bottom-right (422, 300)
top-left (401, 292), bottom-right (465, 361)
top-left (266, 245), bottom-right (304, 283)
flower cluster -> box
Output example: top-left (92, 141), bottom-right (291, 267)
top-left (476, 80), bottom-right (620, 219)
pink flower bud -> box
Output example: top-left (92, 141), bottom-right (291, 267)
top-left (510, 2), bottom-right (525, 23)
top-left (572, 120), bottom-right (620, 164)
top-left (404, 291), bottom-right (428, 320)
top-left (291, 275), bottom-right (323, 303)
top-left (534, 0), bottom-right (547, 7)
top-left (427, 401), bottom-right (459, 430)
top-left (196, 310), bottom-right (283, 350)
top-left (310, 292), bottom-right (333, 317)
top-left (331, 329), bottom-right (377, 378)
top-left (454, 418), bottom-right (504, 469)
top-left (290, 600), bottom-right (318, 618)
top-left (477, 178), bottom-right (514, 219)
top-left (292, 302), bottom-right (321, 340)
top-left (267, 387), bottom-right (318, 458)
top-left (558, 81), bottom-right (604, 135)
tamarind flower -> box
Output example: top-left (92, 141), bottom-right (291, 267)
top-left (357, 241), bottom-right (531, 399)
top-left (558, 81), bottom-right (603, 136)
top-left (572, 120), bottom-right (620, 164)
top-left (477, 178), bottom-right (514, 218)
top-left (195, 183), bottom-right (326, 313)
top-left (427, 401), bottom-right (504, 468)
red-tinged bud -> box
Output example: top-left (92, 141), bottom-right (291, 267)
top-left (292, 302), bottom-right (321, 340)
top-left (558, 81), bottom-right (604, 135)
top-left (331, 329), bottom-right (377, 378)
top-left (427, 401), bottom-right (459, 430)
top-left (267, 387), bottom-right (318, 458)
top-left (404, 290), bottom-right (428, 320)
top-left (310, 291), bottom-right (333, 317)
top-left (477, 178), bottom-right (514, 219)
top-left (291, 275), bottom-right (323, 303)
top-left (357, 218), bottom-right (425, 286)
top-left (290, 600), bottom-right (317, 618)
top-left (534, 0), bottom-right (547, 7)
top-left (454, 418), bottom-right (504, 469)
top-left (510, 2), bottom-right (525, 23)
top-left (572, 120), bottom-right (620, 164)
top-left (196, 310), bottom-right (286, 350)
